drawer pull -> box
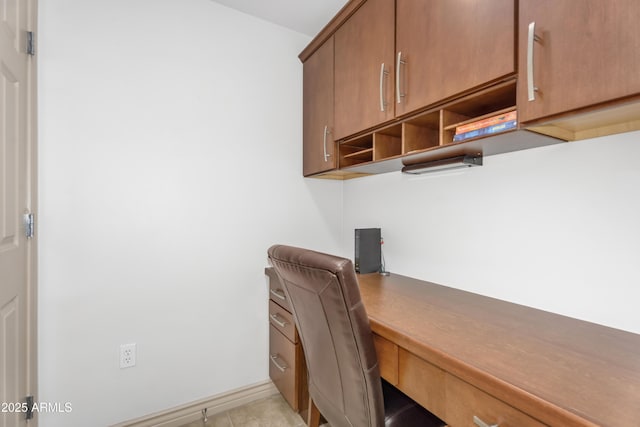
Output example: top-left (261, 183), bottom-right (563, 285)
top-left (270, 354), bottom-right (288, 372)
top-left (473, 416), bottom-right (498, 427)
top-left (269, 313), bottom-right (288, 328)
top-left (270, 288), bottom-right (286, 301)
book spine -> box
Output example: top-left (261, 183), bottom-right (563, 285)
top-left (453, 120), bottom-right (517, 142)
top-left (455, 110), bottom-right (517, 134)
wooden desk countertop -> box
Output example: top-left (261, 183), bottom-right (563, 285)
top-left (358, 273), bottom-right (640, 427)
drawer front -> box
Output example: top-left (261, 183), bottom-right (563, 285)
top-left (398, 349), bottom-right (447, 422)
top-left (266, 268), bottom-right (292, 311)
top-left (269, 300), bottom-right (297, 343)
top-left (269, 324), bottom-right (300, 410)
top-left (398, 349), bottom-right (547, 427)
top-left (445, 374), bottom-right (547, 427)
top-left (373, 334), bottom-right (398, 385)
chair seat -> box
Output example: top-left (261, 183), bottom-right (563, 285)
top-left (382, 380), bottom-right (445, 427)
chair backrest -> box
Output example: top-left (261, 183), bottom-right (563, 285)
top-left (268, 245), bottom-right (384, 427)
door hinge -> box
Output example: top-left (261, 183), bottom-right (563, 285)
top-left (24, 213), bottom-right (35, 239)
top-left (26, 31), bottom-right (35, 56)
top-left (25, 395), bottom-right (34, 420)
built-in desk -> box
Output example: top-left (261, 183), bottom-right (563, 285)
top-left (358, 273), bottom-right (640, 427)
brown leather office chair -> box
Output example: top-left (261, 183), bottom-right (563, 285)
top-left (268, 245), bottom-right (445, 427)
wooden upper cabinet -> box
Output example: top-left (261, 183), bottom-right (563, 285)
top-left (303, 37), bottom-right (336, 176)
top-left (395, 0), bottom-right (515, 117)
top-left (333, 0), bottom-right (515, 140)
top-left (518, 0), bottom-right (640, 124)
top-left (334, 0), bottom-right (395, 140)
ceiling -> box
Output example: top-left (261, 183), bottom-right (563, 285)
top-left (210, 0), bottom-right (349, 37)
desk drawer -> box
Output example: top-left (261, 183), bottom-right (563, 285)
top-left (269, 324), bottom-right (301, 411)
top-left (398, 350), bottom-right (547, 427)
top-left (269, 300), bottom-right (297, 343)
top-left (445, 374), bottom-right (547, 427)
top-left (267, 269), bottom-right (292, 311)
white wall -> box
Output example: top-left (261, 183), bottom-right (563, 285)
top-left (38, 1), bottom-right (342, 426)
top-left (343, 131), bottom-right (640, 334)
top-left (38, 1), bottom-right (640, 425)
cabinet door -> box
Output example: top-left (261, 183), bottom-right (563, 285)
top-left (395, 0), bottom-right (515, 117)
top-left (303, 37), bottom-right (335, 176)
top-left (518, 0), bottom-right (640, 124)
top-left (334, 0), bottom-right (395, 140)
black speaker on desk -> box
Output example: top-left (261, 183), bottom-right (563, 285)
top-left (354, 228), bottom-right (381, 274)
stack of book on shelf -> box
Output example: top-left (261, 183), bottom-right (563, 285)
top-left (453, 110), bottom-right (517, 142)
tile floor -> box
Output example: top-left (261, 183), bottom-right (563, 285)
top-left (179, 394), bottom-right (307, 427)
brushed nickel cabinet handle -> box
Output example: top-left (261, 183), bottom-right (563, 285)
top-left (379, 63), bottom-right (389, 112)
top-left (269, 354), bottom-right (288, 372)
top-left (527, 21), bottom-right (542, 101)
top-left (396, 51), bottom-right (406, 104)
top-left (270, 288), bottom-right (286, 301)
top-left (323, 125), bottom-right (331, 162)
top-left (473, 415), bottom-right (499, 427)
top-left (269, 313), bottom-right (288, 328)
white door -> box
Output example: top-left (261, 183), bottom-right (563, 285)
top-left (0, 0), bottom-right (37, 425)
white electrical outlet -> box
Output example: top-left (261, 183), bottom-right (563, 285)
top-left (120, 343), bottom-right (136, 368)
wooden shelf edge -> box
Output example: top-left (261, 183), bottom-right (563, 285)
top-left (305, 170), bottom-right (371, 180)
top-left (524, 99), bottom-right (640, 142)
top-left (343, 148), bottom-right (373, 159)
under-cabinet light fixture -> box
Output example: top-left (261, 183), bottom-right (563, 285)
top-left (401, 155), bottom-right (482, 175)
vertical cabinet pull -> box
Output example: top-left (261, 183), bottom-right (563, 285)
top-left (396, 51), bottom-right (406, 104)
top-left (473, 416), bottom-right (499, 427)
top-left (527, 21), bottom-right (542, 101)
top-left (379, 63), bottom-right (389, 112)
top-left (323, 125), bottom-right (331, 162)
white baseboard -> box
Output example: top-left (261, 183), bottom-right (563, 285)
top-left (111, 380), bottom-right (279, 427)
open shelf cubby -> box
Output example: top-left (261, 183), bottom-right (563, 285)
top-left (441, 80), bottom-right (517, 145)
top-left (373, 125), bottom-right (402, 161)
top-left (340, 123), bottom-right (404, 168)
top-left (402, 112), bottom-right (440, 154)
top-left (340, 134), bottom-right (373, 167)
top-left (335, 78), bottom-right (548, 176)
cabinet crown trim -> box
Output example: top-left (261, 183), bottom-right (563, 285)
top-left (299, 0), bottom-right (365, 62)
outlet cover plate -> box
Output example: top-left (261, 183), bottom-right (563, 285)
top-left (120, 343), bottom-right (136, 368)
